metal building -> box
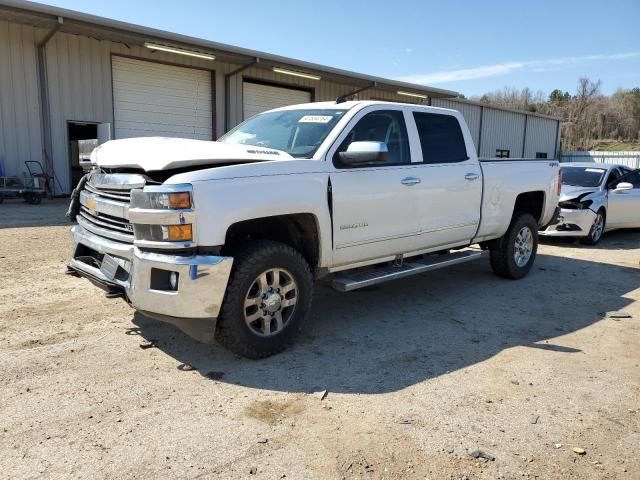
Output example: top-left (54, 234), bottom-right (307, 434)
top-left (0, 0), bottom-right (560, 195)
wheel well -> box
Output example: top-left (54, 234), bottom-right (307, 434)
top-left (513, 191), bottom-right (545, 223)
top-left (223, 214), bottom-right (320, 268)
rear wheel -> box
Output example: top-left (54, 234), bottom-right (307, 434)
top-left (580, 209), bottom-right (605, 245)
top-left (490, 212), bottom-right (538, 280)
top-left (216, 240), bottom-right (314, 359)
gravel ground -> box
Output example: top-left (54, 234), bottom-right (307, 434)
top-left (1, 199), bottom-right (639, 479)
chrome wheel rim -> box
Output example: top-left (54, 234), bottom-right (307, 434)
top-left (243, 268), bottom-right (298, 337)
top-left (514, 226), bottom-right (534, 267)
top-left (591, 213), bottom-right (604, 241)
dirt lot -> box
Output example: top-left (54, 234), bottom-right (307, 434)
top-left (1, 199), bottom-right (639, 479)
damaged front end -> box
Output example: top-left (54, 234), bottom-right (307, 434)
top-left (67, 170), bottom-right (234, 343)
top-left (540, 190), bottom-right (603, 237)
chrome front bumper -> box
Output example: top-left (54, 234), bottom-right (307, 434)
top-left (69, 224), bottom-right (233, 340)
top-left (539, 208), bottom-right (596, 237)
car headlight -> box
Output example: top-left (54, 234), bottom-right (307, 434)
top-left (129, 184), bottom-right (195, 246)
top-left (559, 198), bottom-right (592, 209)
top-left (130, 190), bottom-right (191, 209)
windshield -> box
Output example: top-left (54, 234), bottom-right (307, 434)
top-left (561, 166), bottom-right (606, 188)
top-left (219, 109), bottom-right (347, 158)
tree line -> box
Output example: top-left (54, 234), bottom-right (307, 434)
top-left (470, 79), bottom-right (640, 151)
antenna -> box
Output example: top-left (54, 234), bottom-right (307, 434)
top-left (336, 95), bottom-right (347, 104)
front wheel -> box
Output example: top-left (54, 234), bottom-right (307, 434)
top-left (580, 209), bottom-right (605, 245)
top-left (490, 212), bottom-right (538, 280)
top-left (216, 240), bottom-right (314, 359)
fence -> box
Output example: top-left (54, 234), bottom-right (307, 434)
top-left (560, 151), bottom-right (640, 169)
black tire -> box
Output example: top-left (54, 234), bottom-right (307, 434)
top-left (24, 192), bottom-right (42, 205)
top-left (215, 240), bottom-right (314, 359)
top-left (580, 209), bottom-right (605, 246)
top-left (489, 212), bottom-right (538, 280)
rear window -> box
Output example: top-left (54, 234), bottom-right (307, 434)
top-left (413, 112), bottom-right (468, 163)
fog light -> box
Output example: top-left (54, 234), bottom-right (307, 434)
top-left (169, 271), bottom-right (179, 290)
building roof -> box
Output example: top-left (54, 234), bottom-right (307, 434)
top-left (0, 0), bottom-right (458, 99)
top-left (439, 97), bottom-right (561, 121)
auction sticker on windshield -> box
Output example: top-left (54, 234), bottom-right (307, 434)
top-left (586, 168), bottom-right (605, 173)
top-left (299, 115), bottom-right (334, 123)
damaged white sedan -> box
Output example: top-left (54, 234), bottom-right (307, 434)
top-left (540, 162), bottom-right (640, 244)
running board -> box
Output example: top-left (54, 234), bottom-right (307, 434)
top-left (332, 250), bottom-right (487, 292)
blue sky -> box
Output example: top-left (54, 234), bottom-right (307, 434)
top-left (41, 0), bottom-right (639, 97)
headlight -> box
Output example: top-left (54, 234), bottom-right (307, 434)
top-left (559, 198), bottom-right (592, 209)
top-left (129, 184), bottom-right (195, 246)
top-left (131, 190), bottom-right (191, 209)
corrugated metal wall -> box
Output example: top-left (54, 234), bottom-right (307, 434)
top-left (227, 67), bottom-right (423, 128)
top-left (524, 116), bottom-right (557, 158)
top-left (430, 100), bottom-right (559, 159)
top-left (0, 20), bottom-right (43, 178)
top-left (479, 108), bottom-right (526, 158)
top-left (431, 98), bottom-right (482, 148)
top-left (44, 32), bottom-right (241, 192)
top-left (0, 18), bottom-right (559, 193)
top-left (45, 32), bottom-right (422, 192)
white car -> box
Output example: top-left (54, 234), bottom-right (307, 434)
top-left (67, 101), bottom-right (560, 358)
top-left (540, 162), bottom-right (640, 244)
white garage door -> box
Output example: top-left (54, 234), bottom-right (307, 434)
top-left (243, 81), bottom-right (311, 120)
top-left (112, 56), bottom-right (213, 140)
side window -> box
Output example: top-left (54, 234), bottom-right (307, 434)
top-left (496, 149), bottom-right (510, 158)
top-left (413, 112), bottom-right (468, 164)
top-left (606, 169), bottom-right (621, 186)
top-left (535, 152), bottom-right (548, 159)
top-left (620, 170), bottom-right (640, 188)
top-left (334, 110), bottom-right (410, 167)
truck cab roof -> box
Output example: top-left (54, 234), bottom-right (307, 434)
top-left (267, 100), bottom-right (452, 113)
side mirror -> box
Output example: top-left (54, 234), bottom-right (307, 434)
top-left (338, 141), bottom-right (388, 166)
top-left (613, 182), bottom-right (633, 193)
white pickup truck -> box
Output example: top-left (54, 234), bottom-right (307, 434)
top-left (67, 101), bottom-right (561, 358)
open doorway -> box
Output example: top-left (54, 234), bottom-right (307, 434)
top-left (68, 121), bottom-right (98, 190)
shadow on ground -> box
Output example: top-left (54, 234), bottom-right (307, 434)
top-left (540, 227), bottom-right (640, 250)
top-left (131, 243), bottom-right (639, 394)
top-left (0, 198), bottom-right (70, 228)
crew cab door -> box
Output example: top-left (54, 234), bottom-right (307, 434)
top-left (409, 110), bottom-right (482, 245)
top-left (328, 106), bottom-right (424, 266)
top-left (608, 169), bottom-right (640, 227)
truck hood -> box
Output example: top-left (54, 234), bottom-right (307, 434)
top-left (90, 137), bottom-right (293, 171)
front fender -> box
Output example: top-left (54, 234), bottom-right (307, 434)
top-left (189, 173), bottom-right (332, 267)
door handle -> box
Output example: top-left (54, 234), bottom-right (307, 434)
top-left (401, 176), bottom-right (421, 186)
top-left (464, 173), bottom-right (480, 181)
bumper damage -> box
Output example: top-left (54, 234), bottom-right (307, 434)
top-left (68, 224), bottom-right (232, 343)
top-left (539, 208), bottom-right (597, 238)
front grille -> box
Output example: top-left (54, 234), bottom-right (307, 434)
top-left (78, 172), bottom-right (146, 244)
top-left (85, 183), bottom-right (131, 202)
top-left (79, 206), bottom-right (134, 234)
